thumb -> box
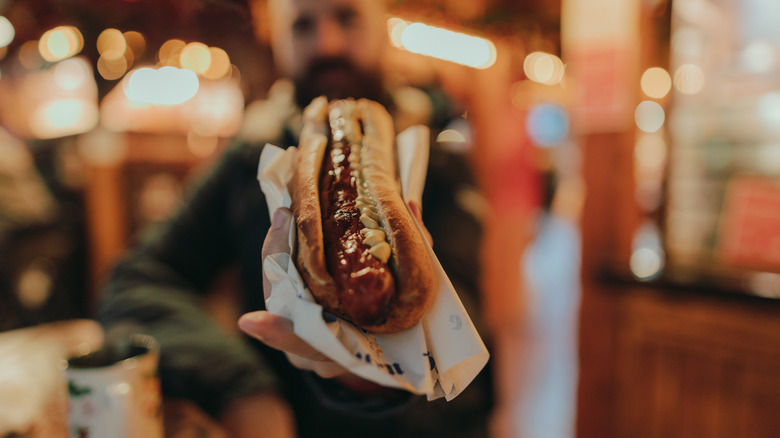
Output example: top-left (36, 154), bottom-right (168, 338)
top-left (262, 207), bottom-right (293, 259)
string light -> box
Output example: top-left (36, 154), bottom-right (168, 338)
top-left (388, 18), bottom-right (496, 69)
top-left (123, 66), bottom-right (199, 105)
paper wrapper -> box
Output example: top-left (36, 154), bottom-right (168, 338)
top-left (257, 126), bottom-right (489, 401)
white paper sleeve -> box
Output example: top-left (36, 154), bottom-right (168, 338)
top-left (256, 126), bottom-right (489, 401)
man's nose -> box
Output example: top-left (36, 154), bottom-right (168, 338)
top-left (316, 20), bottom-right (347, 57)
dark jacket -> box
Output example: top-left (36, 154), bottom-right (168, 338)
top-left (98, 88), bottom-right (491, 437)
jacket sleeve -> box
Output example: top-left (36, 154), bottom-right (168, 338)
top-left (97, 144), bottom-right (278, 417)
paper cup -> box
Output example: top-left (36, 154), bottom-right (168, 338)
top-left (64, 334), bottom-right (163, 438)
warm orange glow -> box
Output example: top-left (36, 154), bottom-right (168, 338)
top-left (188, 80), bottom-right (244, 137)
top-left (634, 133), bottom-right (667, 178)
top-left (30, 99), bottom-right (99, 139)
top-left (77, 128), bottom-right (128, 166)
top-left (100, 74), bottom-right (244, 137)
top-left (187, 131), bottom-right (219, 157)
top-left (53, 57), bottom-right (91, 91)
top-left (19, 40), bottom-right (45, 69)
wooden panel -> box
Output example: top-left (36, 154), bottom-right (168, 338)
top-left (609, 288), bottom-right (780, 438)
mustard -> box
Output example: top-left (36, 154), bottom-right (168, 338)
top-left (368, 241), bottom-right (392, 264)
top-left (331, 100), bottom-right (392, 263)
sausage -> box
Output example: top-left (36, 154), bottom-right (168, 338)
top-left (291, 97), bottom-right (435, 333)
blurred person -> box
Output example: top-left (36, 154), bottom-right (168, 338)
top-left (0, 125), bottom-right (89, 331)
top-left (98, 0), bottom-right (489, 437)
top-left (0, 126), bottom-right (59, 330)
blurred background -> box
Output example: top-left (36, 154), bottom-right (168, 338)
top-left (2, 0), bottom-right (780, 436)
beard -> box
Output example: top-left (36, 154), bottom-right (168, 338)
top-left (293, 57), bottom-right (387, 109)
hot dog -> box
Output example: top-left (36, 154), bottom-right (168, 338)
top-left (290, 97), bottom-right (435, 333)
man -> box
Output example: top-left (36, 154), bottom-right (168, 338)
top-left (99, 0), bottom-right (487, 436)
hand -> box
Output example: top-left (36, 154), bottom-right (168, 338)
top-left (238, 207), bottom-right (348, 379)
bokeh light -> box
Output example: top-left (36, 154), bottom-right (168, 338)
top-left (203, 47), bottom-right (231, 80)
top-left (97, 28), bottom-right (126, 59)
top-left (673, 63), bottom-right (705, 95)
top-left (97, 54), bottom-right (128, 80)
top-left (0, 16), bottom-right (14, 48)
top-left (390, 19), bottom-right (496, 69)
top-left (159, 39), bottom-right (186, 67)
top-left (524, 52), bottom-right (565, 85)
top-left (29, 99), bottom-right (99, 139)
top-left (630, 221), bottom-right (665, 281)
top-left (387, 17), bottom-right (407, 47)
top-left (123, 31), bottom-right (146, 60)
top-left (38, 26), bottom-right (83, 62)
top-left (630, 246), bottom-right (665, 280)
top-left (436, 129), bottom-right (467, 143)
top-left (757, 92), bottom-right (780, 132)
top-left (640, 67), bottom-right (672, 99)
top-left (123, 66), bottom-right (199, 105)
top-left (634, 101), bottom-right (665, 133)
top-left (180, 42), bottom-right (211, 74)
top-left (96, 28), bottom-right (132, 79)
top-left (526, 103), bottom-right (570, 147)
top-left (741, 40), bottom-right (776, 74)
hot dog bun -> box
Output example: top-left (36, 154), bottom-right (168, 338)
top-left (291, 96), bottom-right (435, 333)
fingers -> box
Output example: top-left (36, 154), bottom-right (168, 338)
top-left (238, 311), bottom-right (330, 362)
top-left (262, 207), bottom-right (293, 259)
top-left (262, 207), bottom-right (293, 300)
top-left (238, 311), bottom-right (349, 378)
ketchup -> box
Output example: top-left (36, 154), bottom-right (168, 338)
top-left (319, 134), bottom-right (395, 326)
